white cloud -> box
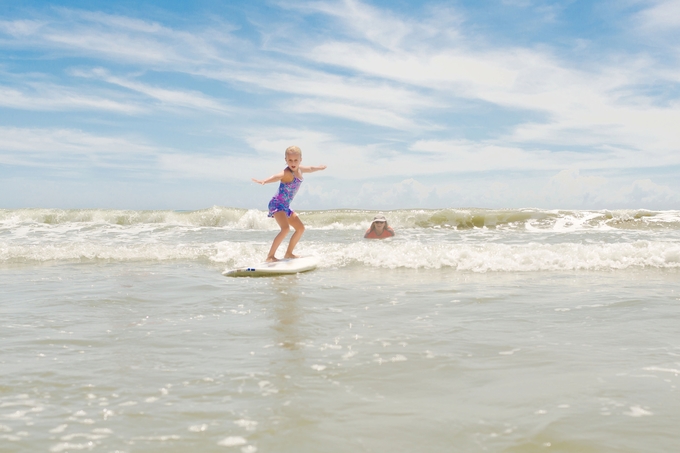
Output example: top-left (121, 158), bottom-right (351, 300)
top-left (619, 179), bottom-right (678, 206)
top-left (636, 0), bottom-right (680, 30)
top-left (388, 178), bottom-right (432, 202)
top-left (304, 34), bottom-right (680, 166)
top-left (0, 10), bottom-right (234, 66)
top-left (295, 182), bottom-right (340, 208)
top-left (0, 84), bottom-right (142, 113)
top-left (307, 42), bottom-right (519, 90)
top-left (2, 9), bottom-right (439, 129)
top-left (197, 65), bottom-right (439, 116)
top-left (287, 0), bottom-right (414, 49)
top-left (543, 168), bottom-right (608, 206)
top-left (43, 29), bottom-right (180, 64)
top-left (0, 126), bottom-right (159, 168)
top-left (409, 140), bottom-right (536, 171)
top-left (0, 19), bottom-right (46, 36)
top-left (291, 1), bottom-right (680, 172)
top-left (71, 68), bottom-right (232, 114)
top-left (355, 178), bottom-right (432, 208)
top-left (157, 127), bottom-right (340, 181)
top-left (241, 129), bottom-right (396, 181)
top-left (70, 10), bottom-right (165, 33)
top-left (1, 1), bottom-right (680, 209)
top-left (288, 99), bottom-right (420, 130)
top-left (244, 128), bottom-right (337, 157)
top-left (158, 153), bottom-right (234, 179)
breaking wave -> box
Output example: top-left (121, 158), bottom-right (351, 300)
top-left (2, 240), bottom-right (679, 272)
top-left (2, 207), bottom-right (680, 231)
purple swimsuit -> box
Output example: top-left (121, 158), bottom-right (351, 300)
top-left (268, 168), bottom-right (302, 217)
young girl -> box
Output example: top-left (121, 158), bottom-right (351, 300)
top-left (252, 146), bottom-right (326, 262)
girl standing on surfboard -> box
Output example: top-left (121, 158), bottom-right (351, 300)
top-left (252, 146), bottom-right (326, 262)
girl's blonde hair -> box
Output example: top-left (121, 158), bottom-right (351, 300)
top-left (285, 145), bottom-right (302, 157)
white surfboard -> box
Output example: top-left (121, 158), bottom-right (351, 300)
top-left (223, 256), bottom-right (319, 277)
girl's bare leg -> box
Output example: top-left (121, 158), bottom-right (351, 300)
top-left (266, 211), bottom-right (290, 261)
top-left (284, 213), bottom-right (305, 259)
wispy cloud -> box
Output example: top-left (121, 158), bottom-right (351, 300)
top-left (1, 1), bottom-right (679, 209)
top-left (1, 6), bottom-right (440, 128)
top-left (0, 126), bottom-right (159, 168)
top-left (7, 9), bottom-right (224, 65)
top-left (0, 83), bottom-right (142, 113)
top-left (283, 0), bottom-right (415, 49)
top-left (0, 19), bottom-right (47, 36)
top-left (636, 0), bottom-right (680, 30)
top-left (283, 0), bottom-right (680, 170)
top-left (198, 65), bottom-right (437, 115)
top-left (71, 68), bottom-right (233, 114)
top-left (288, 99), bottom-right (422, 130)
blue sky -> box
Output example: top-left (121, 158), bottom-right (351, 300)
top-left (1, 0), bottom-right (679, 210)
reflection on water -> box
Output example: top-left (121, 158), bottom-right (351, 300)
top-left (269, 277), bottom-right (305, 351)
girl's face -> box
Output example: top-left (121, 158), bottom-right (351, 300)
top-left (373, 221), bottom-right (386, 233)
top-left (285, 153), bottom-right (302, 171)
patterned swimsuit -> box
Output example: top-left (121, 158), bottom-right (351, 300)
top-left (267, 168), bottom-right (302, 217)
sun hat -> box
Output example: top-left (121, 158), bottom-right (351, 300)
top-left (372, 214), bottom-right (387, 223)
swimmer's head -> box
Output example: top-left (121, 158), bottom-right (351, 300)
top-left (372, 214), bottom-right (387, 227)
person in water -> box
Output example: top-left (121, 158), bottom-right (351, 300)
top-left (364, 214), bottom-right (395, 239)
top-left (252, 146), bottom-right (326, 262)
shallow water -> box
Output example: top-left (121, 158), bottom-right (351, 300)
top-left (2, 208), bottom-right (680, 452)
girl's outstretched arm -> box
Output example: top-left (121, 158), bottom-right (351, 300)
top-left (252, 170), bottom-right (285, 185)
top-left (300, 165), bottom-right (327, 174)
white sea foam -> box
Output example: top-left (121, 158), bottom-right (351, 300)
top-left (2, 207), bottom-right (679, 271)
top-left (218, 436), bottom-right (247, 446)
top-left (2, 207), bottom-right (680, 231)
top-left (309, 240), bottom-right (680, 271)
top-left (1, 238), bottom-right (679, 271)
top-left (0, 207), bottom-right (269, 229)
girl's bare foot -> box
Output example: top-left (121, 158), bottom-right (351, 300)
top-left (284, 253), bottom-right (300, 259)
top-left (266, 256), bottom-right (279, 262)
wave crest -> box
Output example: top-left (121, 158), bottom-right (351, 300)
top-left (2, 207), bottom-right (680, 231)
top-left (4, 240), bottom-right (678, 272)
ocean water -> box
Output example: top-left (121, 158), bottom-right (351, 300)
top-left (1, 207), bottom-right (679, 452)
